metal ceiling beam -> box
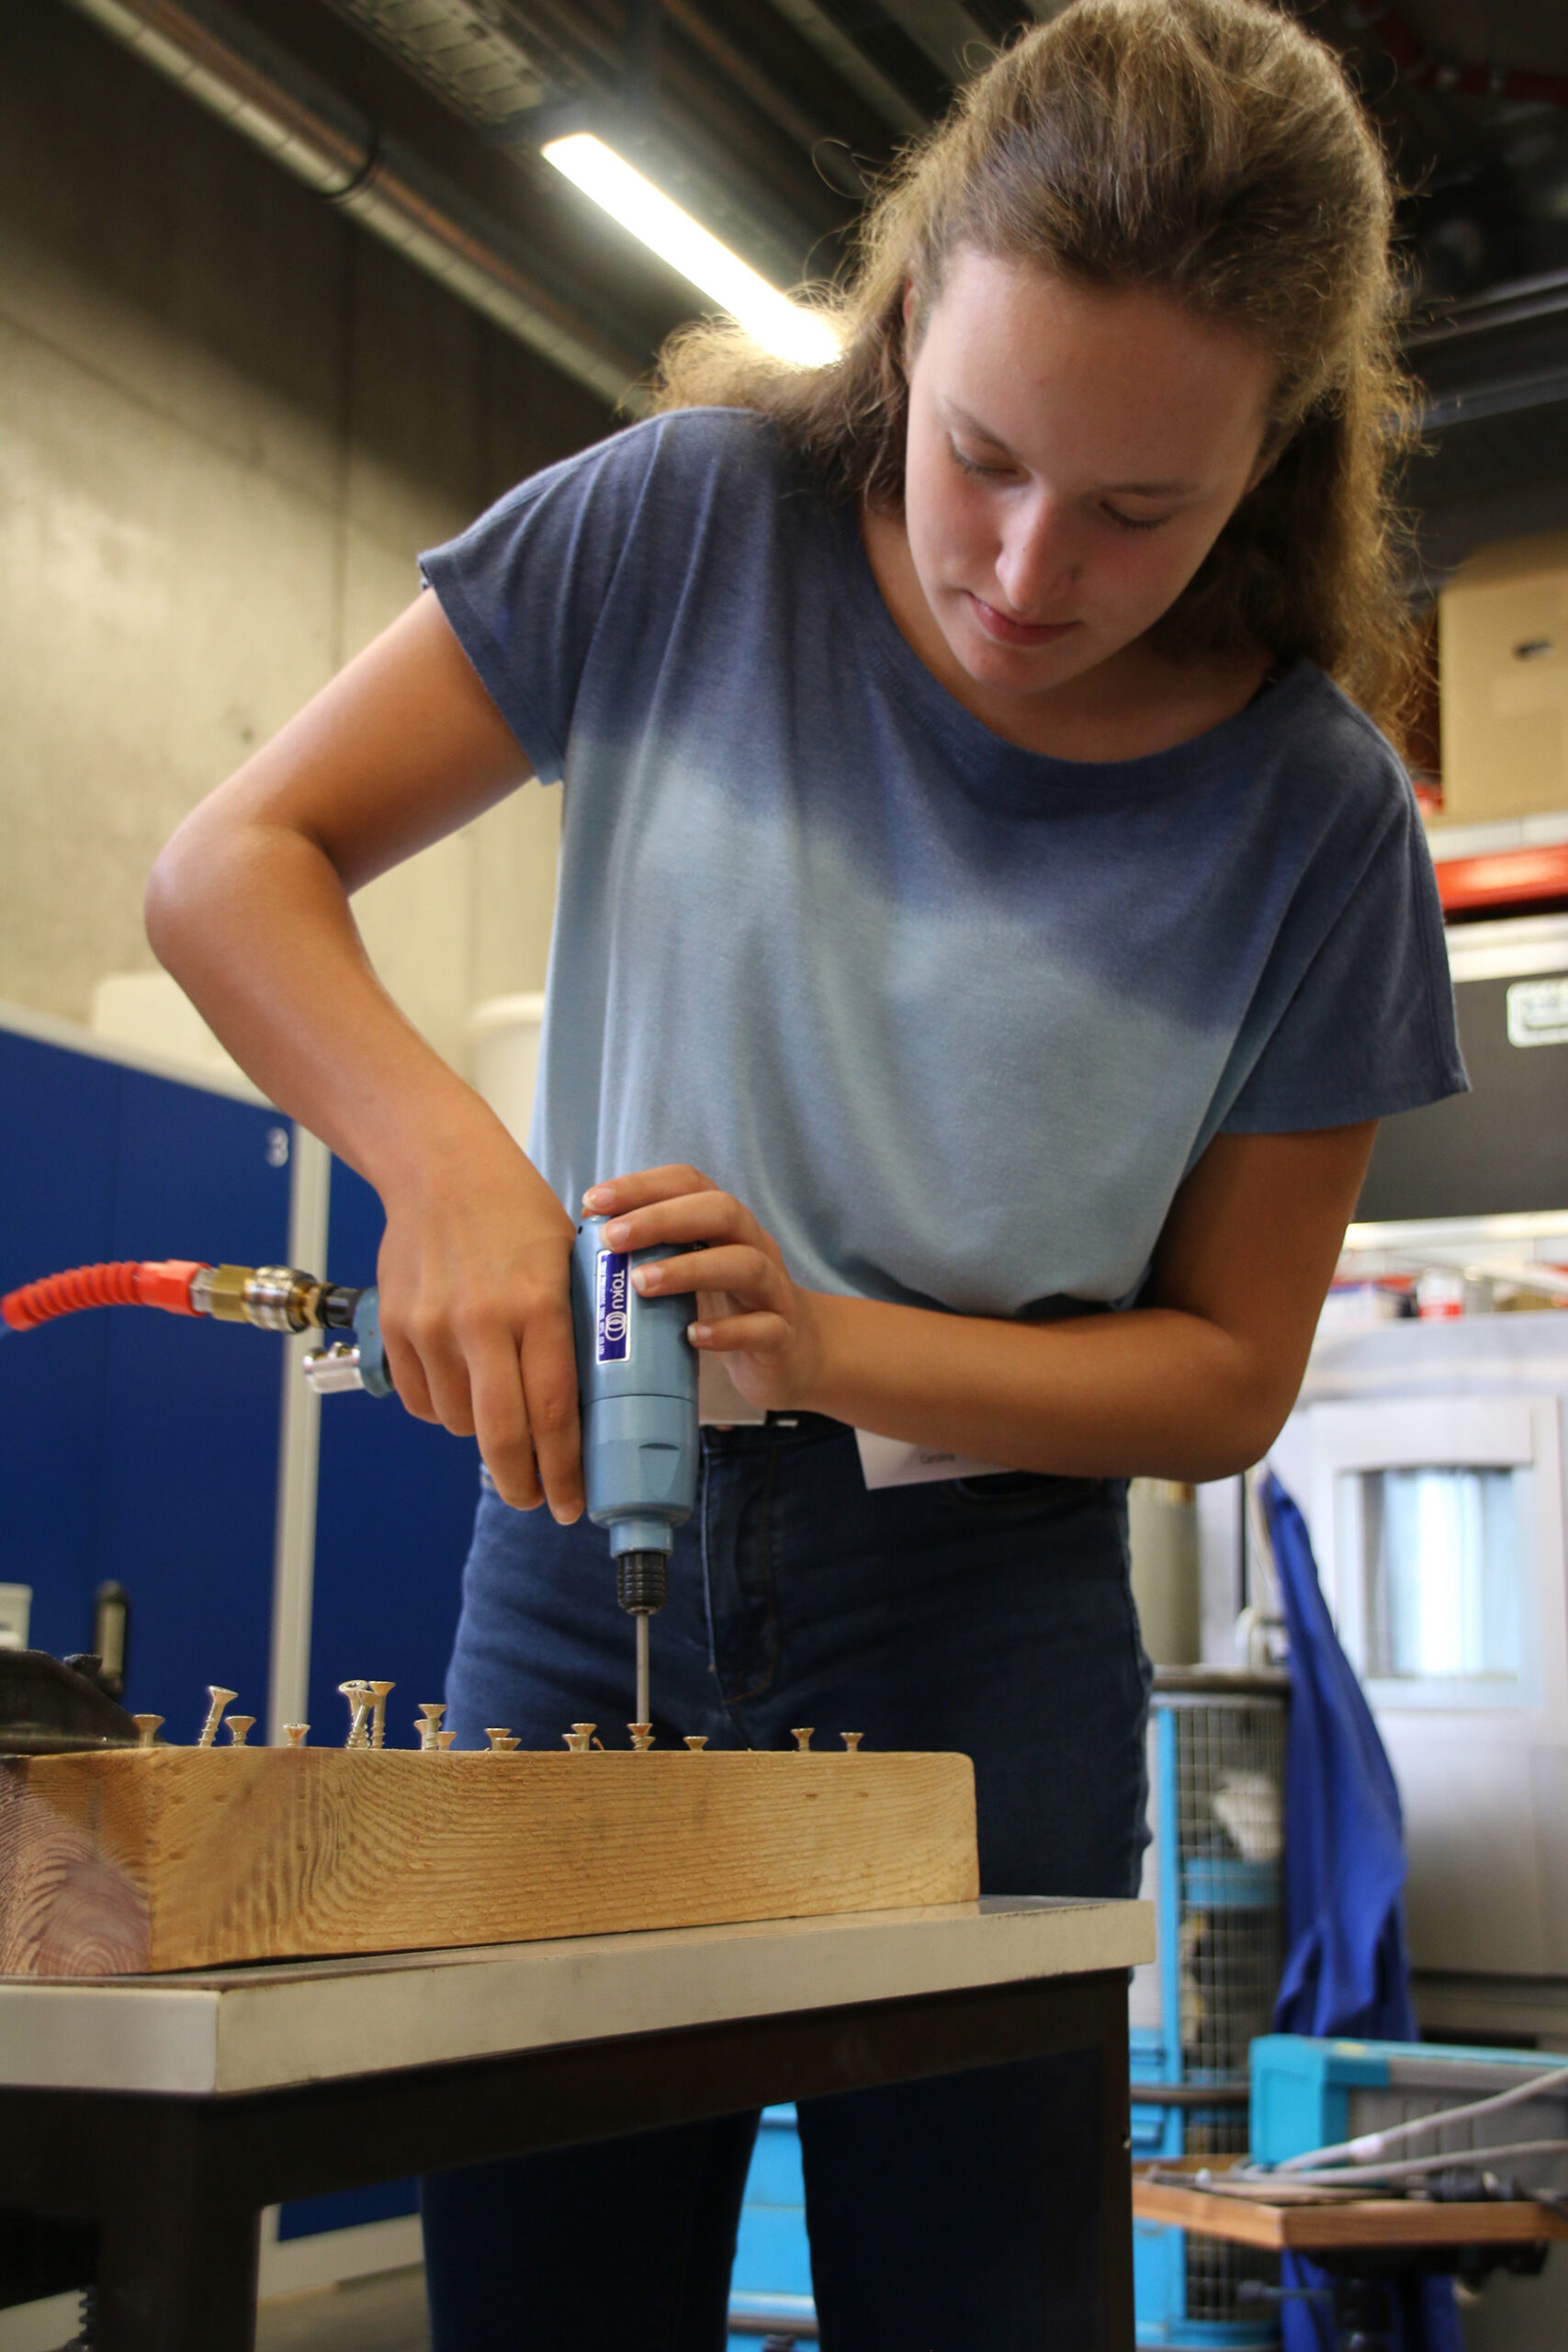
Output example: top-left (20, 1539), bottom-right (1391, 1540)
top-left (763, 0), bottom-right (930, 133)
top-left (58, 0), bottom-right (648, 410)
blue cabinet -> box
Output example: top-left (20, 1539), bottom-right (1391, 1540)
top-left (0, 1019), bottom-right (288, 1723)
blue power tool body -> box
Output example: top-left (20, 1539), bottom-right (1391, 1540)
top-left (569, 1217), bottom-right (700, 1562)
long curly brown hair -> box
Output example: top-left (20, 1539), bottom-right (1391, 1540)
top-left (654, 0), bottom-right (1420, 739)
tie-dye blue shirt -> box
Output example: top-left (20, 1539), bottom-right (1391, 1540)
top-left (421, 408), bottom-right (1464, 1320)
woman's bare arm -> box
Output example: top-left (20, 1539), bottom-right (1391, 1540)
top-left (145, 593), bottom-right (585, 1519)
top-left (146, 594), bottom-right (523, 1162)
top-left (588, 1120), bottom-right (1376, 1482)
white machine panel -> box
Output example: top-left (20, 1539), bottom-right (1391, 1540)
top-left (1276, 1317), bottom-right (1568, 1980)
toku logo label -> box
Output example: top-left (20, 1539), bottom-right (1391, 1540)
top-left (595, 1250), bottom-right (632, 1364)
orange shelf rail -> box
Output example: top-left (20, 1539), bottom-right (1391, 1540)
top-left (1434, 844), bottom-right (1568, 918)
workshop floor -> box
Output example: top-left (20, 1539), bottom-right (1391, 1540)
top-left (257, 2267), bottom-right (430, 2352)
top-left (254, 2273), bottom-right (779, 2350)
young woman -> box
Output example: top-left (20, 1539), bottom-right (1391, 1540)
top-left (147, 2), bottom-right (1465, 2342)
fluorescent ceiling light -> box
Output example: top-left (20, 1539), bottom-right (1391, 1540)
top-left (542, 131), bottom-right (840, 368)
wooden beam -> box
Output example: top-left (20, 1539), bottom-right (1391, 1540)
top-left (1133, 2167), bottom-right (1568, 2250)
top-left (0, 1747), bottom-right (977, 1975)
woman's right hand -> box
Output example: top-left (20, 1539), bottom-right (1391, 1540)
top-left (375, 1113), bottom-right (583, 1521)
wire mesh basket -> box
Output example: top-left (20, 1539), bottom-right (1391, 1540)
top-left (1133, 1669), bottom-right (1288, 2346)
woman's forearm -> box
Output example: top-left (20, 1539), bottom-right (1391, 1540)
top-left (799, 1290), bottom-right (1291, 1484)
top-left (144, 592), bottom-right (541, 1203)
top-left (782, 1125), bottom-right (1371, 1483)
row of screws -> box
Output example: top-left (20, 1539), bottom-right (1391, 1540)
top-left (552, 1724), bottom-right (863, 1756)
top-left (164, 1688), bottom-right (866, 1755)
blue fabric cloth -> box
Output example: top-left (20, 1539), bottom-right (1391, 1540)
top-left (422, 408), bottom-right (1465, 1324)
top-left (1262, 1471), bottom-right (1462, 2352)
top-left (420, 1418), bottom-right (1152, 2350)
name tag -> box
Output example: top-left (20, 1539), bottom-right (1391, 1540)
top-left (854, 1430), bottom-right (1008, 1489)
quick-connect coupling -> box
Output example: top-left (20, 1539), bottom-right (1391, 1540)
top-left (190, 1264), bottom-right (323, 1331)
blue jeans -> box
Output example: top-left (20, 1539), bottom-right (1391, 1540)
top-left (421, 1415), bottom-right (1151, 2350)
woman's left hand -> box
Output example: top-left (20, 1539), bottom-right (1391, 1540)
top-left (582, 1166), bottom-right (822, 1414)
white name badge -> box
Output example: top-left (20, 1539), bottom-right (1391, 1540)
top-left (854, 1429), bottom-right (1009, 1489)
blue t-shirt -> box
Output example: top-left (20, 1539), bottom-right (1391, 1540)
top-left (422, 408), bottom-right (1465, 1321)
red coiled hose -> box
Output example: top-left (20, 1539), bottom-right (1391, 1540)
top-left (2, 1260), bottom-right (206, 1331)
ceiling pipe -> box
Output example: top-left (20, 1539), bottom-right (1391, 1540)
top-left (57, 0), bottom-right (646, 412)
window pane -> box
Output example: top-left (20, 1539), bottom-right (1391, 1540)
top-left (1361, 1468), bottom-right (1520, 1683)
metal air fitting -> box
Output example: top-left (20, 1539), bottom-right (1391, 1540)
top-left (190, 1263), bottom-right (322, 1330)
top-left (303, 1341), bottom-right (365, 1394)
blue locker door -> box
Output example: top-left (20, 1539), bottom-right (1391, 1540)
top-left (0, 1028), bottom-right (120, 1661)
top-left (98, 1066), bottom-right (290, 1724)
top-left (0, 1030), bottom-right (288, 1720)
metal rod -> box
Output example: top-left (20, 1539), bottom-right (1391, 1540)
top-left (61, 0), bottom-right (640, 409)
top-left (636, 1612), bottom-right (650, 1729)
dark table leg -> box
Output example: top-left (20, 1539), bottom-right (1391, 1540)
top-left (1097, 1969), bottom-right (1134, 2351)
top-left (91, 2108), bottom-right (260, 2352)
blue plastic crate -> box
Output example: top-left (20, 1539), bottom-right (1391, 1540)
top-left (1250, 2033), bottom-right (1568, 2173)
top-left (730, 2104), bottom-right (815, 2341)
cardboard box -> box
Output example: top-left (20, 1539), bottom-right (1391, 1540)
top-left (1439, 529), bottom-right (1568, 822)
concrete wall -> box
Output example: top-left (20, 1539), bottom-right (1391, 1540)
top-left (0, 5), bottom-right (615, 1077)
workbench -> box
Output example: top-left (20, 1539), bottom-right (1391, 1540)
top-left (0, 1894), bottom-right (1150, 2351)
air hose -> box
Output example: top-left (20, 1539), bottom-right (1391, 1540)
top-left (1, 1260), bottom-right (378, 1389)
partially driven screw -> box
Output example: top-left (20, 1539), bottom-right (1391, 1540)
top-left (197, 1689), bottom-right (236, 1748)
top-left (368, 1681), bottom-right (394, 1748)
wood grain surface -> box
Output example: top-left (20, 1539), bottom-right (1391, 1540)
top-left (0, 1748), bottom-right (978, 1976)
top-left (1133, 2165), bottom-right (1568, 2250)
